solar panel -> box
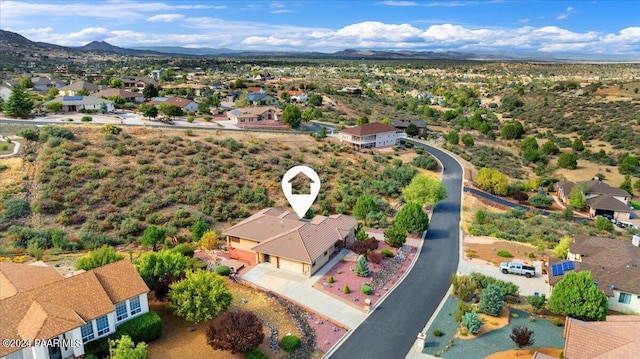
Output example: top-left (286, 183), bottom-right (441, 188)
top-left (551, 263), bottom-right (564, 276)
top-left (561, 261), bottom-right (575, 271)
top-left (62, 96), bottom-right (83, 101)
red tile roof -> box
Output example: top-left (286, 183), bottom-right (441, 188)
top-left (564, 316), bottom-right (640, 359)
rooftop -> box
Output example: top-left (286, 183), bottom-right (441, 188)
top-left (340, 122), bottom-right (400, 136)
top-left (564, 315), bottom-right (640, 359)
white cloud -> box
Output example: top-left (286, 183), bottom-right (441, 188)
top-left (557, 6), bottom-right (575, 20)
top-left (147, 14), bottom-right (185, 22)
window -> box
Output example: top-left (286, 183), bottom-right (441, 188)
top-left (81, 322), bottom-right (94, 342)
top-left (96, 315), bottom-right (109, 336)
top-left (324, 251), bottom-right (328, 256)
top-left (6, 350), bottom-right (24, 359)
top-left (116, 302), bottom-right (128, 321)
top-left (619, 292), bottom-right (632, 304)
top-left (230, 237), bottom-right (240, 243)
top-left (129, 296), bottom-right (142, 315)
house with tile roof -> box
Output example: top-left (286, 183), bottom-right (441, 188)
top-left (93, 88), bottom-right (145, 103)
top-left (58, 81), bottom-right (99, 96)
top-left (147, 96), bottom-right (198, 113)
top-left (390, 119), bottom-right (428, 135)
top-left (119, 76), bottom-right (158, 90)
top-left (30, 77), bottom-right (65, 92)
top-left (287, 90), bottom-right (308, 102)
top-left (548, 235), bottom-right (640, 314)
top-left (0, 259), bottom-right (149, 359)
top-left (555, 179), bottom-right (632, 220)
top-left (339, 122), bottom-right (403, 149)
top-left (42, 96), bottom-right (115, 113)
top-left (563, 315), bottom-right (640, 359)
top-left (226, 106), bottom-right (281, 124)
top-left (223, 208), bottom-right (357, 276)
top-left (247, 92), bottom-right (278, 106)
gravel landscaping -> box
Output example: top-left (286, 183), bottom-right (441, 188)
top-left (423, 295), bottom-right (565, 358)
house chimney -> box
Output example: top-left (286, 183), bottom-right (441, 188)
top-left (632, 235), bottom-right (640, 247)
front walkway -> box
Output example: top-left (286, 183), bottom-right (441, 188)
top-left (240, 250), bottom-right (367, 329)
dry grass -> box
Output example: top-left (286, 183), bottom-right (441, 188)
top-left (464, 235), bottom-right (552, 267)
top-left (0, 157), bottom-right (25, 191)
top-left (146, 280), bottom-right (301, 359)
top-left (551, 158), bottom-right (626, 186)
top-left (461, 193), bottom-right (504, 233)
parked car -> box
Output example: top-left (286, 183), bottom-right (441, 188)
top-left (500, 262), bottom-right (536, 278)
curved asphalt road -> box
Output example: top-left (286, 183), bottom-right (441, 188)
top-left (330, 140), bottom-right (462, 359)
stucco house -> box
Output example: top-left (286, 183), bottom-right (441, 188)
top-left (93, 88), bottom-right (145, 103)
top-left (339, 122), bottom-right (403, 149)
top-left (43, 96), bottom-right (115, 113)
top-left (548, 235), bottom-right (640, 315)
top-left (147, 97), bottom-right (198, 113)
top-left (247, 92), bottom-right (278, 106)
top-left (287, 90), bottom-right (308, 102)
top-left (119, 76), bottom-right (158, 90)
top-left (223, 208), bottom-right (357, 277)
top-left (563, 315), bottom-right (640, 358)
top-left (30, 77), bottom-right (65, 92)
top-left (391, 119), bottom-right (428, 135)
top-left (0, 260), bottom-right (149, 359)
top-left (226, 106), bottom-right (281, 124)
top-left (555, 179), bottom-right (632, 220)
top-left (58, 81), bottom-right (99, 96)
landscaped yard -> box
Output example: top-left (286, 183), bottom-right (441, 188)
top-left (314, 239), bottom-right (418, 309)
top-left (423, 295), bottom-right (565, 359)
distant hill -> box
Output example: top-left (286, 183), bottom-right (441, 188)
top-left (1, 29), bottom-right (639, 63)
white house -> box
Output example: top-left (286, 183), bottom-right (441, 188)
top-left (339, 122), bottom-right (402, 149)
top-left (42, 96), bottom-right (115, 113)
top-left (287, 90), bottom-right (308, 102)
top-left (0, 259), bottom-right (150, 359)
top-left (549, 235), bottom-right (640, 315)
top-left (147, 97), bottom-right (198, 113)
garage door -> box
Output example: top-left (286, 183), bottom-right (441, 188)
top-left (278, 258), bottom-right (302, 274)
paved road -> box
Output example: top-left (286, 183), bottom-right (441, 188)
top-left (330, 141), bottom-right (462, 359)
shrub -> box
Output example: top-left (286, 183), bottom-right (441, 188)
top-left (327, 276), bottom-right (334, 284)
top-left (368, 251), bottom-right (382, 264)
top-left (215, 265), bottom-right (231, 276)
top-left (279, 335), bottom-right (301, 352)
top-left (528, 252), bottom-right (536, 259)
top-left (462, 310), bottom-right (483, 334)
top-left (342, 285), bottom-right (350, 294)
top-left (552, 318), bottom-right (564, 326)
top-left (594, 216), bottom-right (613, 231)
top-left (116, 311), bottom-right (162, 343)
top-left (528, 316), bottom-right (536, 322)
top-left (381, 248), bottom-right (395, 258)
top-left (433, 329), bottom-right (443, 337)
top-left (497, 250), bottom-right (513, 258)
top-left (355, 255), bottom-right (370, 277)
top-left (361, 284), bottom-right (372, 295)
top-left (527, 295), bottom-right (546, 312)
top-left (450, 274), bottom-right (477, 302)
top-left (171, 243), bottom-right (194, 257)
top-left (246, 349), bottom-right (269, 359)
top-left (81, 116), bottom-right (93, 122)
top-left (470, 272), bottom-right (519, 297)
top-left (455, 301), bottom-right (474, 323)
top-left (479, 283), bottom-right (504, 317)
top-left (207, 311), bottom-right (264, 354)
top-left (3, 198), bottom-right (30, 219)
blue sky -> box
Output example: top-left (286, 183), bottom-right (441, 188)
top-left (1, 0), bottom-right (639, 54)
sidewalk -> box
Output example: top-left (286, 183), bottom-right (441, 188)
top-left (240, 250), bottom-right (367, 329)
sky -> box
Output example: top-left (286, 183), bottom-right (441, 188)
top-left (1, 0), bottom-right (639, 55)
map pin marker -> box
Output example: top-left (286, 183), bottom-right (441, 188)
top-left (282, 165), bottom-right (321, 219)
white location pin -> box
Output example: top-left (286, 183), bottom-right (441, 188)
top-left (282, 165), bottom-right (321, 219)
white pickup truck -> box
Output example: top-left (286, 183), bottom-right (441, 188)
top-left (500, 262), bottom-right (535, 278)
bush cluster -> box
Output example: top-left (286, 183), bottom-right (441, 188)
top-left (116, 311), bottom-right (162, 343)
top-left (279, 335), bottom-right (301, 352)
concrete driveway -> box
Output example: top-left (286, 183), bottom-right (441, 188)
top-left (240, 255), bottom-right (366, 329)
top-left (458, 260), bottom-right (550, 296)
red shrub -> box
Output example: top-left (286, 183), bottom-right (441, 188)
top-left (364, 237), bottom-right (379, 251)
top-left (348, 241), bottom-right (368, 255)
top-left (368, 251), bottom-right (382, 264)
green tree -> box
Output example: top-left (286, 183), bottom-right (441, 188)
top-left (462, 310), bottom-right (483, 334)
top-left (572, 138), bottom-right (585, 152)
top-left (618, 154), bottom-right (639, 176)
top-left (510, 326), bottom-right (535, 356)
top-left (280, 91), bottom-right (291, 103)
top-left (520, 137), bottom-right (540, 162)
top-left (527, 194), bottom-right (553, 208)
top-left (447, 130), bottom-right (459, 145)
top-left (548, 271), bottom-right (608, 321)
top-left (4, 86), bottom-right (34, 118)
top-left (109, 78), bottom-right (124, 88)
top-left (109, 335), bottom-right (147, 359)
top-left (394, 202), bottom-right (430, 233)
top-left (541, 141), bottom-right (560, 155)
top-left (384, 224), bottom-right (407, 248)
top-left (634, 179), bottom-right (640, 191)
top-left (191, 220), bottom-right (210, 242)
top-left (19, 77), bottom-right (33, 89)
top-left (141, 225), bottom-right (166, 251)
top-left (3, 198), bottom-right (30, 219)
top-left (76, 245), bottom-right (124, 270)
top-left (568, 185), bottom-right (586, 209)
top-left (563, 205), bottom-right (574, 220)
top-left (281, 105), bottom-right (302, 128)
top-left (557, 153), bottom-right (578, 169)
top-left (353, 194), bottom-right (377, 222)
top-left (553, 236), bottom-right (571, 259)
top-left (158, 103), bottom-right (183, 120)
top-left (500, 121), bottom-right (524, 140)
top-left (401, 175), bottom-right (447, 206)
top-left (169, 270), bottom-right (232, 323)
top-left (475, 168), bottom-right (509, 196)
top-left (109, 95), bottom-right (126, 106)
top-left (450, 274), bottom-right (477, 302)
top-left (355, 254), bottom-right (370, 277)
top-left (46, 101), bottom-right (63, 113)
top-left (620, 175), bottom-right (633, 195)
top-left (308, 94), bottom-right (322, 106)
top-left (143, 83), bottom-right (159, 99)
top-left (479, 283), bottom-right (503, 316)
top-left (594, 216), bottom-right (613, 231)
top-left (206, 311), bottom-right (264, 354)
top-left (405, 123), bottom-right (419, 137)
top-left (355, 226), bottom-right (368, 242)
top-left (461, 134), bottom-right (474, 147)
top-left (140, 104), bottom-right (158, 120)
top-left (527, 295), bottom-right (546, 313)
top-left (135, 249), bottom-right (188, 289)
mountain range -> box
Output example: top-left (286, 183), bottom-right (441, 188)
top-left (1, 29), bottom-right (639, 63)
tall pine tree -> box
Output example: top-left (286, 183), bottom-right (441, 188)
top-left (5, 86), bottom-right (34, 118)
